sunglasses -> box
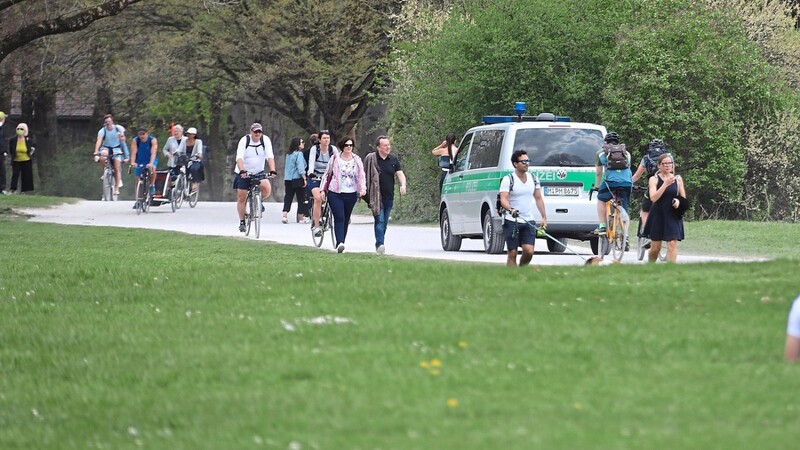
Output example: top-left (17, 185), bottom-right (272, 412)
top-left (517, 160), bottom-right (530, 165)
top-left (252, 130), bottom-right (263, 134)
top-left (343, 143), bottom-right (354, 147)
top-left (17, 128), bottom-right (24, 131)
top-left (661, 161), bottom-right (674, 166)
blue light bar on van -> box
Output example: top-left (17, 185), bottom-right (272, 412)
top-left (481, 114), bottom-right (572, 124)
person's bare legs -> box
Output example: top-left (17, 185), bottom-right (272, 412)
top-left (506, 248), bottom-right (518, 267)
top-left (519, 244), bottom-right (534, 266)
top-left (648, 241), bottom-right (662, 262)
top-left (113, 158), bottom-right (122, 192)
top-left (237, 189), bottom-right (247, 220)
top-left (785, 335), bottom-right (800, 362)
top-left (312, 187), bottom-right (323, 227)
top-left (666, 240), bottom-right (678, 262)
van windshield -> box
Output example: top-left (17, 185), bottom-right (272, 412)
top-left (513, 128), bottom-right (604, 167)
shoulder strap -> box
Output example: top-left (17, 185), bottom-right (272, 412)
top-left (509, 173), bottom-right (515, 192)
top-left (245, 135), bottom-right (250, 147)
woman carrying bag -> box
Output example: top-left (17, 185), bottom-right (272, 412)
top-left (282, 137), bottom-right (308, 223)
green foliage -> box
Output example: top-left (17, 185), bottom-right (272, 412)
top-left (1, 220), bottom-right (800, 449)
top-left (387, 0), bottom-right (627, 221)
top-left (599, 0), bottom-right (781, 217)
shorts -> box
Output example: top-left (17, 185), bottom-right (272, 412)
top-left (306, 177), bottom-right (322, 193)
top-left (641, 194), bottom-right (653, 212)
top-left (233, 173), bottom-right (268, 190)
top-left (503, 219), bottom-right (536, 250)
top-left (788, 297), bottom-right (800, 338)
top-left (597, 182), bottom-right (632, 211)
top-left (101, 146), bottom-right (124, 161)
top-left (134, 160), bottom-right (157, 177)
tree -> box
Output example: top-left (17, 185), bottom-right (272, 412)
top-left (0, 0), bottom-right (145, 63)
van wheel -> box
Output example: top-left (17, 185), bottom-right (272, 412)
top-left (547, 236), bottom-right (568, 253)
top-left (590, 237), bottom-right (599, 255)
top-left (440, 208), bottom-right (462, 251)
top-left (483, 213), bottom-right (505, 254)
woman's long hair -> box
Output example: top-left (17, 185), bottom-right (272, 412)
top-left (289, 137), bottom-right (302, 153)
top-left (445, 133), bottom-right (457, 159)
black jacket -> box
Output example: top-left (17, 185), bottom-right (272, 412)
top-left (8, 136), bottom-right (34, 161)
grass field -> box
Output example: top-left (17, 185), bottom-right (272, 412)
top-left (1, 206), bottom-right (799, 449)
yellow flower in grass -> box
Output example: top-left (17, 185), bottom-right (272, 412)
top-left (430, 369), bottom-right (441, 376)
top-left (458, 341), bottom-right (468, 349)
top-left (447, 398), bottom-right (458, 408)
top-left (419, 361), bottom-right (430, 369)
top-left (430, 358), bottom-right (442, 367)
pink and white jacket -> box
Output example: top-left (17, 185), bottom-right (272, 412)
top-left (320, 153), bottom-right (367, 196)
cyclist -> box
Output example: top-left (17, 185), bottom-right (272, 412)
top-left (162, 124), bottom-right (185, 172)
top-left (130, 127), bottom-right (158, 204)
top-left (498, 150), bottom-right (547, 267)
top-left (594, 131), bottom-right (633, 238)
top-left (631, 138), bottom-right (671, 248)
top-left (93, 114), bottom-right (130, 195)
top-left (306, 130), bottom-right (339, 236)
top-left (175, 127), bottom-right (204, 191)
top-left (234, 122), bottom-right (277, 232)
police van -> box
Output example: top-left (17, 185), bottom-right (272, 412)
top-left (439, 102), bottom-right (606, 255)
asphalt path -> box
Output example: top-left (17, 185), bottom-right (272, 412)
top-left (22, 200), bottom-right (744, 266)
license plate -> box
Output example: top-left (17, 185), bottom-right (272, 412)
top-left (544, 186), bottom-right (579, 196)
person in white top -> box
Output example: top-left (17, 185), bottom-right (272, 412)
top-left (786, 295), bottom-right (800, 362)
top-left (234, 122), bottom-right (277, 232)
top-left (498, 150), bottom-right (548, 267)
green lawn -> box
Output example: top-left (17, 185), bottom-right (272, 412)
top-left (1, 216), bottom-right (799, 449)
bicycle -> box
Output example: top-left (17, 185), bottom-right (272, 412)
top-left (635, 218), bottom-right (667, 262)
top-left (169, 156), bottom-right (201, 210)
top-left (98, 152), bottom-right (118, 201)
top-left (243, 172), bottom-right (272, 238)
top-left (590, 184), bottom-right (642, 262)
top-left (184, 159), bottom-right (201, 208)
top-left (131, 164), bottom-right (153, 215)
top-left (310, 192), bottom-right (335, 248)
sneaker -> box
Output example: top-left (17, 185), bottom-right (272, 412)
top-left (313, 227), bottom-right (323, 237)
top-left (149, 184), bottom-right (156, 195)
top-left (376, 245), bottom-right (385, 255)
top-left (239, 221), bottom-right (246, 233)
top-left (594, 225), bottom-right (607, 236)
top-left (118, 180), bottom-right (123, 188)
top-left (643, 238), bottom-right (651, 249)
top-left (302, 217), bottom-right (310, 224)
top-left (337, 243), bottom-right (345, 253)
top-left (625, 240), bottom-right (630, 252)
top-left (281, 216), bottom-right (289, 224)
top-left (132, 203), bottom-right (138, 210)
top-left (261, 205), bottom-right (265, 213)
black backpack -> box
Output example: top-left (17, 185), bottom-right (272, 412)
top-left (495, 174), bottom-right (515, 215)
top-left (644, 144), bottom-right (668, 176)
top-left (605, 143), bottom-right (629, 170)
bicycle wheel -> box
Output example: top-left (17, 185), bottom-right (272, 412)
top-left (169, 184), bottom-right (178, 212)
top-left (135, 181), bottom-right (145, 215)
top-left (326, 203), bottom-right (335, 249)
top-left (173, 174), bottom-right (185, 210)
top-left (253, 192), bottom-right (262, 239)
top-left (245, 193), bottom-right (253, 237)
top-left (636, 220), bottom-right (647, 261)
top-left (188, 183), bottom-right (199, 208)
top-left (611, 210), bottom-right (626, 261)
top-left (311, 200), bottom-right (326, 247)
top-left (103, 173), bottom-right (114, 201)
top-left (142, 190), bottom-right (150, 214)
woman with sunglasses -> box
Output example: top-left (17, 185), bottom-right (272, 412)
top-left (643, 154), bottom-right (686, 262)
top-left (320, 138), bottom-right (367, 253)
top-left (8, 123), bottom-right (35, 194)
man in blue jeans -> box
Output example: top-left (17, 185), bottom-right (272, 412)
top-left (364, 136), bottom-right (407, 254)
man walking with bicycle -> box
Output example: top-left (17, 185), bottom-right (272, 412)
top-left (594, 132), bottom-right (632, 237)
top-left (498, 150), bottom-right (547, 267)
top-left (234, 122), bottom-right (277, 233)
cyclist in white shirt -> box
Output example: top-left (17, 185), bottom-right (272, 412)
top-left (234, 122), bottom-right (276, 232)
top-left (786, 295), bottom-right (800, 362)
top-left (498, 150), bottom-right (547, 267)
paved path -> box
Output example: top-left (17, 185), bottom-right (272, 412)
top-left (22, 200), bottom-right (745, 266)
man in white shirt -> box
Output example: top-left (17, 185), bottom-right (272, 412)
top-left (234, 122), bottom-right (277, 232)
top-left (498, 150), bottom-right (547, 267)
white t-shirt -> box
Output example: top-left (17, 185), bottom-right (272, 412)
top-left (235, 134), bottom-right (274, 174)
top-left (787, 296), bottom-right (800, 338)
top-left (499, 172), bottom-right (541, 223)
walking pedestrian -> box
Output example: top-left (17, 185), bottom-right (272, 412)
top-left (643, 154), bottom-right (686, 262)
top-left (364, 136), bottom-right (407, 254)
top-left (320, 137), bottom-right (366, 253)
top-left (497, 150), bottom-right (548, 267)
top-left (282, 137), bottom-right (308, 224)
top-left (8, 122), bottom-right (35, 194)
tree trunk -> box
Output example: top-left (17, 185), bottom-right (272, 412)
top-left (30, 87), bottom-right (57, 192)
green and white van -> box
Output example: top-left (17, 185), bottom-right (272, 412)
top-left (439, 107), bottom-right (606, 254)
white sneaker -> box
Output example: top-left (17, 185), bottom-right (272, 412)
top-left (376, 245), bottom-right (385, 255)
top-left (337, 243), bottom-right (345, 253)
top-left (301, 217), bottom-right (310, 224)
top-left (281, 216), bottom-right (289, 224)
top-left (118, 180), bottom-right (123, 188)
top-left (313, 227), bottom-right (323, 237)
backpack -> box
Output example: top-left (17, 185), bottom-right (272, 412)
top-left (605, 143), bottom-right (629, 170)
top-left (302, 145), bottom-right (313, 171)
top-left (644, 144), bottom-right (667, 176)
top-left (245, 135), bottom-right (265, 154)
top-left (495, 174), bottom-right (515, 215)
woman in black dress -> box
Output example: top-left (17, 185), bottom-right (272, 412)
top-left (643, 154), bottom-right (685, 262)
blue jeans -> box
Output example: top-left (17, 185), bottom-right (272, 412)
top-left (327, 191), bottom-right (358, 246)
top-left (373, 198), bottom-right (394, 249)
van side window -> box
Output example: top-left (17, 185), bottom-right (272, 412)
top-left (468, 130), bottom-right (504, 170)
top-left (452, 133), bottom-right (472, 172)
